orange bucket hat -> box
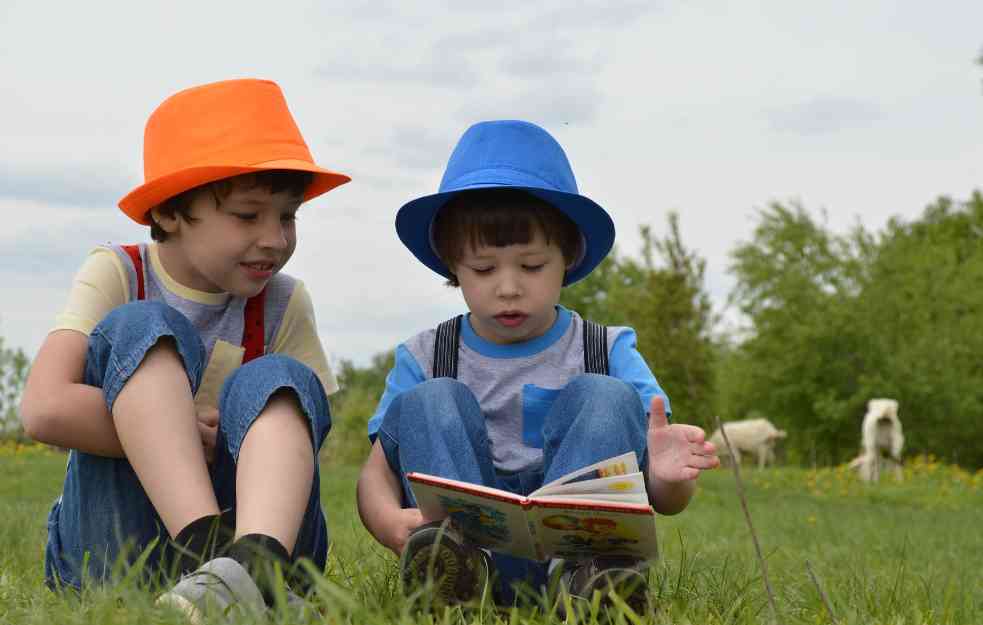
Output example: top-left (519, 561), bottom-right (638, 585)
top-left (119, 78), bottom-right (351, 224)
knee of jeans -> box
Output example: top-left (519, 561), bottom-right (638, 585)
top-left (568, 374), bottom-right (643, 420)
top-left (87, 301), bottom-right (206, 396)
top-left (403, 377), bottom-right (477, 430)
top-left (223, 354), bottom-right (312, 397)
top-left (95, 301), bottom-right (203, 359)
top-left (220, 354), bottom-right (330, 433)
top-left (98, 300), bottom-right (191, 335)
top-left (567, 374), bottom-right (636, 401)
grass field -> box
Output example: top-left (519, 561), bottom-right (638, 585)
top-left (1, 441), bottom-right (980, 624)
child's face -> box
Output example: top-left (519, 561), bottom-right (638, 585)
top-left (154, 185), bottom-right (300, 297)
top-left (453, 227), bottom-right (566, 345)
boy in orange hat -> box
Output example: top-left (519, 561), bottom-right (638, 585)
top-left (20, 78), bottom-right (350, 619)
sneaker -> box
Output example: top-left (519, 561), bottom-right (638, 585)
top-left (268, 587), bottom-right (317, 621)
top-left (400, 520), bottom-right (494, 607)
top-left (561, 556), bottom-right (650, 615)
top-left (156, 557), bottom-right (267, 623)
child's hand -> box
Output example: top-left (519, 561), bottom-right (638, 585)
top-left (646, 396), bottom-right (719, 483)
top-left (196, 407), bottom-right (219, 463)
top-left (379, 507), bottom-right (427, 556)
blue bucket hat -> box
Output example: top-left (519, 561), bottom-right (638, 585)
top-left (395, 119), bottom-right (615, 286)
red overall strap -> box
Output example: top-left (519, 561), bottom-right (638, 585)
top-left (120, 245), bottom-right (145, 300)
top-left (241, 288), bottom-right (266, 363)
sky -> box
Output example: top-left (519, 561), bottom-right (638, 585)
top-left (1, 0), bottom-right (981, 368)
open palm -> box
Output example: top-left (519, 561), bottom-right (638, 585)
top-left (646, 396), bottom-right (719, 482)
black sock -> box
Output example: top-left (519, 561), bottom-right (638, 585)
top-left (226, 533), bottom-right (292, 606)
top-left (170, 512), bottom-right (233, 575)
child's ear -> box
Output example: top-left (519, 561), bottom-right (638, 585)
top-left (149, 207), bottom-right (179, 235)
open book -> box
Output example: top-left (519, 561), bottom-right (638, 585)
top-left (408, 452), bottom-right (658, 562)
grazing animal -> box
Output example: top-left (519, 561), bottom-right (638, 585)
top-left (848, 398), bottom-right (904, 482)
top-left (708, 418), bottom-right (787, 469)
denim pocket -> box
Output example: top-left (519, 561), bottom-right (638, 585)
top-left (521, 384), bottom-right (561, 448)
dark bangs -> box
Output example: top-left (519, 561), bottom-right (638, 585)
top-left (432, 189), bottom-right (582, 285)
top-left (210, 169), bottom-right (314, 201)
top-left (149, 170), bottom-right (314, 242)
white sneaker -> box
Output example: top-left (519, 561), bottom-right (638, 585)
top-left (156, 557), bottom-right (266, 623)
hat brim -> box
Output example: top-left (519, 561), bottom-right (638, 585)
top-left (118, 158), bottom-right (351, 224)
top-left (396, 184), bottom-right (614, 286)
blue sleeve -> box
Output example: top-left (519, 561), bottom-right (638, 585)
top-left (367, 344), bottom-right (427, 441)
top-left (608, 329), bottom-right (671, 419)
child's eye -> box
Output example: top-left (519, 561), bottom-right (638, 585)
top-left (523, 264), bottom-right (545, 272)
top-left (232, 213), bottom-right (258, 221)
top-left (471, 266), bottom-right (494, 274)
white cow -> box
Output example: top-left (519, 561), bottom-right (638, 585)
top-left (708, 418), bottom-right (787, 469)
top-left (848, 398), bottom-right (904, 482)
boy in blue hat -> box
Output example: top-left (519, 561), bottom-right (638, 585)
top-left (357, 120), bottom-right (719, 610)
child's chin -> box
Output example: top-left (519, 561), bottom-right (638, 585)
top-left (494, 330), bottom-right (532, 345)
top-left (228, 282), bottom-right (268, 299)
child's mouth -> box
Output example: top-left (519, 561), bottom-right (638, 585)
top-left (241, 262), bottom-right (275, 280)
top-left (495, 312), bottom-right (527, 328)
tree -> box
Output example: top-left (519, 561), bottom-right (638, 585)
top-left (847, 193), bottom-right (983, 466)
top-left (0, 336), bottom-right (29, 440)
top-left (723, 201), bottom-right (868, 463)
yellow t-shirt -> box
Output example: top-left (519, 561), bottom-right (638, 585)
top-left (53, 244), bottom-right (338, 409)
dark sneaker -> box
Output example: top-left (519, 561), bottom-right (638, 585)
top-left (400, 520), bottom-right (494, 607)
top-left (561, 556), bottom-right (651, 616)
top-left (156, 557), bottom-right (266, 623)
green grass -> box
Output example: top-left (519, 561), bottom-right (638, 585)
top-left (1, 442), bottom-right (980, 624)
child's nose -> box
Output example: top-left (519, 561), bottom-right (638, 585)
top-left (496, 271), bottom-right (521, 298)
top-left (259, 220), bottom-right (289, 249)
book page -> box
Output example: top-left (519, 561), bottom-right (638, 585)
top-left (408, 474), bottom-right (540, 560)
top-left (532, 472), bottom-right (647, 503)
top-left (528, 500), bottom-right (659, 561)
top-left (533, 493), bottom-right (649, 503)
top-left (533, 452), bottom-right (640, 497)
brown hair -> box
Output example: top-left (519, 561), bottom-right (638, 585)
top-left (149, 170), bottom-right (314, 242)
top-left (432, 189), bottom-right (583, 287)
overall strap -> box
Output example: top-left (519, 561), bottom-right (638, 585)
top-left (120, 244), bottom-right (145, 300)
top-left (432, 315), bottom-right (463, 379)
top-left (582, 319), bottom-right (609, 375)
top-left (241, 289), bottom-right (267, 364)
